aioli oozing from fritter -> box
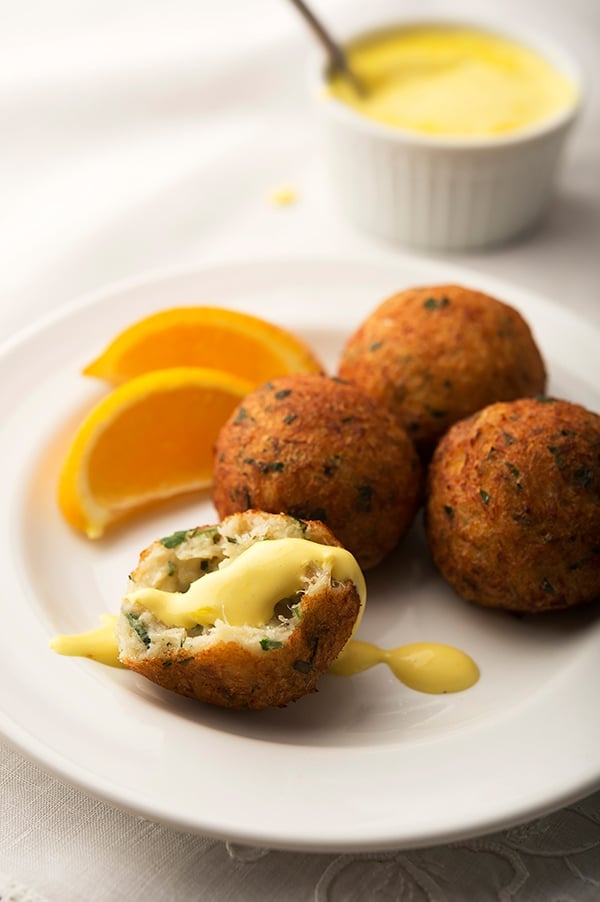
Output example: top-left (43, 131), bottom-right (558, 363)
top-left (119, 511), bottom-right (366, 709)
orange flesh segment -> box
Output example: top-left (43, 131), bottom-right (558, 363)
top-left (83, 307), bottom-right (323, 386)
top-left (58, 366), bottom-right (252, 537)
top-left (90, 382), bottom-right (236, 507)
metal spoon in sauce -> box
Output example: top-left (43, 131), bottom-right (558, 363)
top-left (286, 0), bottom-right (366, 96)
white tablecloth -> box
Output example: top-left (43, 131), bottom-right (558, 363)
top-left (1, 1), bottom-right (599, 899)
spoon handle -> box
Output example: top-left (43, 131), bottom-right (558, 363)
top-left (286, 0), bottom-right (365, 95)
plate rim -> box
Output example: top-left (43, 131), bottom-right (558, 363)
top-left (2, 251), bottom-right (599, 359)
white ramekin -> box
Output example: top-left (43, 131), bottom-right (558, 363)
top-left (316, 19), bottom-right (583, 252)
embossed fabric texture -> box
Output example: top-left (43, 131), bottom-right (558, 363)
top-left (1, 747), bottom-right (600, 901)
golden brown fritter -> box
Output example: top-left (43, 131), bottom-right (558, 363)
top-left (212, 374), bottom-right (422, 570)
top-left (119, 511), bottom-right (364, 709)
top-left (338, 284), bottom-right (546, 458)
top-left (425, 397), bottom-right (600, 613)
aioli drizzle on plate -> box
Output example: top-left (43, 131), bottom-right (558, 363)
top-left (52, 629), bottom-right (480, 694)
top-left (330, 639), bottom-right (479, 693)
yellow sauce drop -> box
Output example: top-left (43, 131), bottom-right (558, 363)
top-left (50, 614), bottom-right (123, 668)
top-left (330, 639), bottom-right (479, 693)
top-left (327, 26), bottom-right (577, 137)
top-left (270, 186), bottom-right (297, 206)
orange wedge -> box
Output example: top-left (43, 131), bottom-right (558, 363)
top-left (58, 367), bottom-right (252, 538)
top-left (83, 306), bottom-right (324, 386)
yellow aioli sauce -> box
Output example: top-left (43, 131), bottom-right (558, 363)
top-left (50, 538), bottom-right (366, 665)
top-left (50, 614), bottom-right (123, 668)
top-left (270, 186), bottom-right (297, 206)
top-left (50, 539), bottom-right (479, 695)
top-left (330, 639), bottom-right (479, 694)
top-left (328, 26), bottom-right (577, 137)
top-left (124, 538), bottom-right (366, 629)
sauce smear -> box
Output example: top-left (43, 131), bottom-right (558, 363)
top-left (330, 639), bottom-right (479, 693)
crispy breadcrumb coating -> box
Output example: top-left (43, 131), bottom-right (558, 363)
top-left (425, 397), bottom-right (600, 612)
top-left (212, 374), bottom-right (422, 569)
top-left (338, 284), bottom-right (546, 457)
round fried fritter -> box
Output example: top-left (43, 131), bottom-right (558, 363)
top-left (212, 374), bottom-right (422, 570)
top-left (119, 510), bottom-right (365, 709)
top-left (425, 398), bottom-right (600, 613)
top-left (338, 284), bottom-right (547, 458)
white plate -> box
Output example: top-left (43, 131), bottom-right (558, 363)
top-left (1, 257), bottom-right (599, 853)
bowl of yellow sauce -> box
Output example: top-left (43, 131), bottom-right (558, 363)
top-left (318, 20), bottom-right (582, 250)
